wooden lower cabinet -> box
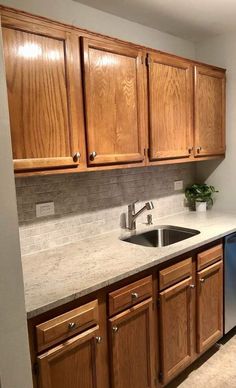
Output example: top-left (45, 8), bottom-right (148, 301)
top-left (108, 298), bottom-right (155, 388)
top-left (159, 277), bottom-right (194, 385)
top-left (37, 326), bottom-right (101, 388)
top-left (197, 260), bottom-right (223, 354)
top-left (30, 243), bottom-right (224, 388)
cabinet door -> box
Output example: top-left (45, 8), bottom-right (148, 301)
top-left (194, 66), bottom-right (226, 157)
top-left (159, 277), bottom-right (194, 384)
top-left (108, 299), bottom-right (154, 388)
top-left (197, 260), bottom-right (223, 354)
top-left (2, 23), bottom-right (85, 171)
top-left (81, 38), bottom-right (145, 166)
top-left (148, 53), bottom-right (193, 161)
top-left (37, 326), bottom-right (100, 388)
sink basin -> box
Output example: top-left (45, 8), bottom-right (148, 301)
top-left (122, 225), bottom-right (200, 248)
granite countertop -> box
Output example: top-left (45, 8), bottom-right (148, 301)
top-left (22, 210), bottom-right (236, 319)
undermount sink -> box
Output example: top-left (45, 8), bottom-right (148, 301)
top-left (122, 225), bottom-right (200, 248)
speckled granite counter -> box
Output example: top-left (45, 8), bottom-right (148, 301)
top-left (22, 210), bottom-right (236, 318)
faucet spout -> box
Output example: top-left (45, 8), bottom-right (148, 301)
top-left (127, 201), bottom-right (154, 230)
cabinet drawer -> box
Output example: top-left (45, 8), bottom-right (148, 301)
top-left (197, 244), bottom-right (223, 271)
top-left (159, 258), bottom-right (192, 291)
top-left (109, 276), bottom-right (152, 316)
top-left (36, 300), bottom-right (99, 352)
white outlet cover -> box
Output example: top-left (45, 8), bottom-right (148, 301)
top-left (36, 202), bottom-right (55, 218)
top-left (174, 180), bottom-right (183, 191)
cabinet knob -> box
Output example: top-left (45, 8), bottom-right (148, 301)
top-left (196, 146), bottom-right (202, 153)
top-left (112, 326), bottom-right (119, 333)
top-left (189, 284), bottom-right (195, 289)
top-left (200, 278), bottom-right (205, 283)
top-left (89, 151), bottom-right (97, 161)
top-left (131, 292), bottom-right (139, 300)
top-left (188, 147), bottom-right (193, 154)
top-left (68, 322), bottom-right (77, 330)
top-left (73, 152), bottom-right (81, 162)
top-left (96, 336), bottom-right (102, 344)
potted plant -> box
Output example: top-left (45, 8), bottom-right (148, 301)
top-left (185, 183), bottom-right (218, 212)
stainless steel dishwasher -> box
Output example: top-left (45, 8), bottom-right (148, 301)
top-left (225, 233), bottom-right (236, 333)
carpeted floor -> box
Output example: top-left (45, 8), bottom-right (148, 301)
top-left (167, 330), bottom-right (236, 388)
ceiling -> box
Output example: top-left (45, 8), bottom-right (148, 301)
top-left (74, 0), bottom-right (236, 42)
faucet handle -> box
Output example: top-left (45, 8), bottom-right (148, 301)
top-left (128, 199), bottom-right (139, 208)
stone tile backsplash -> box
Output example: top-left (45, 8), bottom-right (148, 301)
top-left (16, 164), bottom-right (196, 255)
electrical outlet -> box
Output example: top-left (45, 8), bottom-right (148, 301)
top-left (36, 202), bottom-right (55, 218)
top-left (174, 180), bottom-right (183, 191)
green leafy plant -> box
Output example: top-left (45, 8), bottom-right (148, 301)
top-left (185, 183), bottom-right (218, 207)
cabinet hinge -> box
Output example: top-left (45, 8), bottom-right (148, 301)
top-left (157, 298), bottom-right (160, 307)
top-left (159, 371), bottom-right (163, 381)
top-left (33, 362), bottom-right (39, 376)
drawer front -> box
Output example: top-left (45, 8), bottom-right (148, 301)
top-left (109, 276), bottom-right (152, 316)
top-left (36, 300), bottom-right (99, 352)
top-left (159, 258), bottom-right (192, 291)
top-left (197, 244), bottom-right (223, 271)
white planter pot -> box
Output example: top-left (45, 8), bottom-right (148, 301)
top-left (195, 201), bottom-right (207, 212)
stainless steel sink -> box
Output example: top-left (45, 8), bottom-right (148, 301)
top-left (122, 225), bottom-right (200, 248)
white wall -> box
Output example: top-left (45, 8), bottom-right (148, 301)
top-left (0, 0), bottom-right (195, 58)
top-left (0, 28), bottom-right (33, 388)
top-left (196, 34), bottom-right (236, 210)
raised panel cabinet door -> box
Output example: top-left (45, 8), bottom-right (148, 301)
top-left (194, 66), bottom-right (226, 157)
top-left (148, 53), bottom-right (193, 161)
top-left (81, 37), bottom-right (145, 166)
top-left (2, 23), bottom-right (85, 171)
top-left (37, 326), bottom-right (101, 388)
top-left (108, 299), bottom-right (154, 388)
top-left (159, 277), bottom-right (194, 385)
top-left (197, 260), bottom-right (223, 354)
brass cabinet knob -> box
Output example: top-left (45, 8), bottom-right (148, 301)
top-left (189, 284), bottom-right (195, 289)
top-left (200, 278), bottom-right (205, 283)
top-left (112, 326), bottom-right (118, 333)
top-left (73, 152), bottom-right (81, 162)
top-left (96, 336), bottom-right (102, 344)
top-left (89, 151), bottom-right (97, 161)
top-left (131, 292), bottom-right (139, 300)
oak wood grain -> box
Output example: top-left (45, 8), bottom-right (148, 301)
top-left (197, 244), bottom-right (223, 271)
top-left (159, 277), bottom-right (194, 384)
top-left (148, 53), bottom-right (193, 161)
top-left (109, 275), bottom-right (152, 316)
top-left (2, 24), bottom-right (86, 171)
top-left (109, 298), bottom-right (154, 388)
top-left (196, 260), bottom-right (223, 354)
top-left (194, 66), bottom-right (226, 157)
top-left (159, 257), bottom-right (192, 291)
top-left (81, 37), bottom-right (145, 166)
top-left (38, 325), bottom-right (100, 388)
top-left (36, 300), bottom-right (99, 353)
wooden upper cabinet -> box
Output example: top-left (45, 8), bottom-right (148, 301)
top-left (37, 326), bottom-right (100, 388)
top-left (148, 53), bottom-right (193, 161)
top-left (159, 277), bottom-right (194, 384)
top-left (81, 37), bottom-right (145, 166)
top-left (2, 22), bottom-right (85, 172)
top-left (197, 260), bottom-right (223, 354)
top-left (194, 66), bottom-right (226, 157)
top-left (108, 299), bottom-right (154, 388)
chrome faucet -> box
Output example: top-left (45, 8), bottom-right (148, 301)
top-left (127, 200), bottom-right (154, 230)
